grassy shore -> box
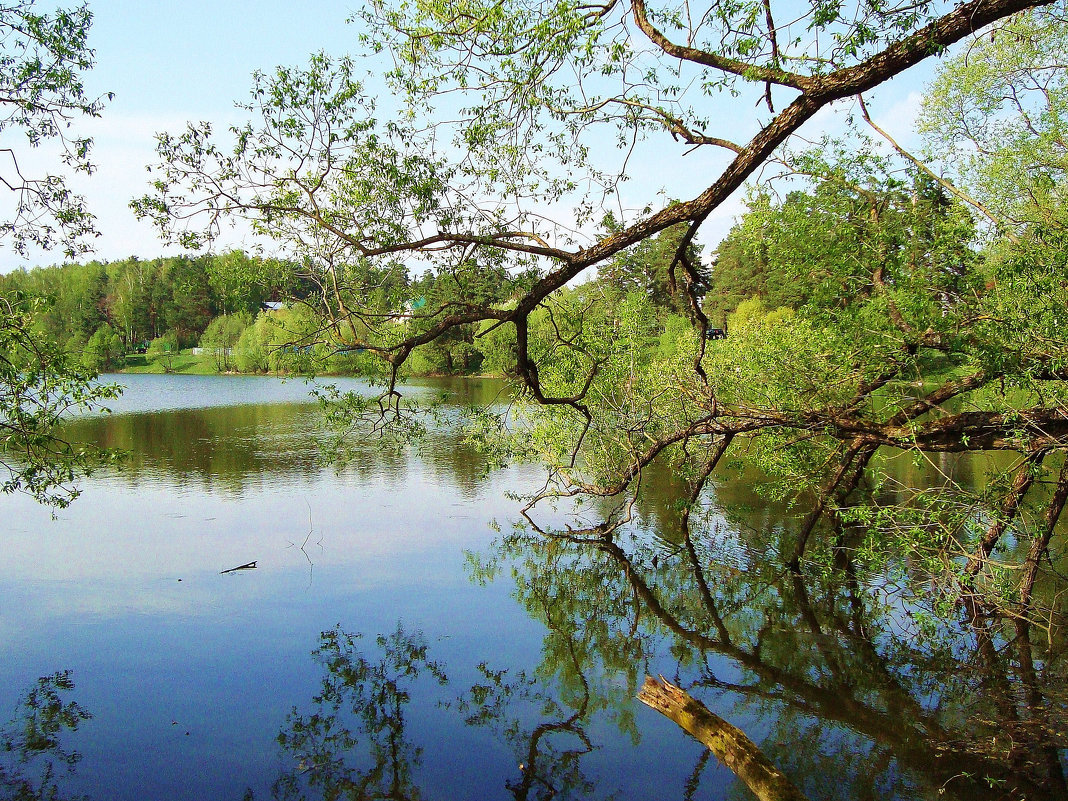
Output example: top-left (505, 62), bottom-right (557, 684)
top-left (121, 351), bottom-right (217, 375)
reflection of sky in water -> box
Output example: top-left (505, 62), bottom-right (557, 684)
top-left (6, 376), bottom-right (1058, 800)
top-left (91, 372), bottom-right (392, 414)
top-left (1, 375), bottom-right (727, 801)
top-left (2, 466), bottom-right (548, 798)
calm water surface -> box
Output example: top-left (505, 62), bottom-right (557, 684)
top-left (1, 374), bottom-right (1065, 800)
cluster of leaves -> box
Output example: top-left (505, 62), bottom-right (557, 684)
top-left (0, 1), bottom-right (110, 259)
top-left (0, 291), bottom-right (119, 506)
top-left (706, 162), bottom-right (979, 324)
top-left (918, 3), bottom-right (1068, 230)
top-left (0, 1), bottom-right (118, 505)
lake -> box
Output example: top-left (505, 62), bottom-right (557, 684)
top-left (1, 374), bottom-right (1065, 800)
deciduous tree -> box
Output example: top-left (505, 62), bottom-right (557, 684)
top-left (138, 0), bottom-right (1068, 610)
top-left (0, 1), bottom-right (116, 506)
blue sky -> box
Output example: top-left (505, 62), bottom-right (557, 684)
top-left (84, 1), bottom-right (362, 116)
top-left (1, 0), bottom-right (366, 271)
top-left (0, 0), bottom-right (932, 272)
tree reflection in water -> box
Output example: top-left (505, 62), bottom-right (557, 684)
top-left (271, 625), bottom-right (447, 801)
top-left (0, 672), bottom-right (91, 801)
top-left (22, 542), bottom-right (1058, 799)
top-left (270, 622), bottom-right (609, 801)
top-left (267, 519), bottom-right (1065, 801)
top-left (8, 552), bottom-right (1060, 801)
top-left (477, 514), bottom-right (1068, 801)
top-left (454, 646), bottom-right (600, 800)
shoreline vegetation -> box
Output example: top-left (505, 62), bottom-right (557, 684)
top-left (0, 236), bottom-right (714, 382)
top-left (117, 348), bottom-right (507, 380)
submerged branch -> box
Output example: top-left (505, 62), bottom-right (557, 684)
top-left (1020, 459), bottom-right (1068, 605)
top-left (965, 450), bottom-right (1048, 579)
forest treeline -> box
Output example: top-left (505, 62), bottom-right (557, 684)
top-left (0, 167), bottom-right (970, 379)
top-left (0, 251), bottom-right (299, 370)
top-left (0, 246), bottom-right (540, 375)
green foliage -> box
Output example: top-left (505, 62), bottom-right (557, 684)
top-left (967, 206), bottom-right (1068, 380)
top-left (145, 330), bottom-right (179, 372)
top-left (205, 249), bottom-right (286, 315)
top-left (232, 318), bottom-right (269, 374)
top-left (0, 1), bottom-right (110, 259)
top-left (655, 314), bottom-right (699, 361)
top-left (228, 306), bottom-right (326, 374)
top-left (402, 254), bottom-right (540, 376)
top-left (134, 53), bottom-right (453, 254)
top-left (707, 160), bottom-right (980, 326)
top-left (81, 322), bottom-right (122, 371)
top-left (408, 337), bottom-right (482, 375)
top-left (508, 286), bottom-right (690, 486)
top-left (262, 306), bottom-right (322, 373)
top-left (919, 4), bottom-right (1068, 228)
top-left (0, 251), bottom-right (299, 371)
top-left (475, 318), bottom-right (519, 376)
top-left (157, 256), bottom-right (215, 346)
top-left (198, 312), bottom-right (252, 372)
top-left (0, 292), bottom-right (119, 507)
top-left (600, 221), bottom-right (707, 317)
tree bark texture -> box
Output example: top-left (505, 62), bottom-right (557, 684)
top-left (637, 676), bottom-right (809, 801)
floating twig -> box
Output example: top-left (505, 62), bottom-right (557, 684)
top-left (220, 561), bottom-right (257, 574)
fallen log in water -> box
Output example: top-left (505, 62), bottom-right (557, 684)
top-left (637, 676), bottom-right (809, 801)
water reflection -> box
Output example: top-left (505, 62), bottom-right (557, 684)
top-left (58, 408), bottom-right (503, 500)
top-left (0, 672), bottom-right (90, 801)
top-left (455, 646), bottom-right (603, 800)
top-left (270, 624), bottom-right (608, 801)
top-left (62, 403), bottom-right (323, 493)
top-left (479, 521), bottom-right (1068, 800)
top-left (14, 582), bottom-right (1066, 801)
top-left (7, 375), bottom-right (1066, 800)
top-left (271, 625), bottom-right (447, 801)
top-left (264, 518), bottom-right (1066, 801)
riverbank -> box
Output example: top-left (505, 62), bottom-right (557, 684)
top-left (121, 352), bottom-right (217, 374)
top-left (118, 349), bottom-right (504, 380)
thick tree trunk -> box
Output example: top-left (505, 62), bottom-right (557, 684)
top-left (637, 676), bottom-right (809, 801)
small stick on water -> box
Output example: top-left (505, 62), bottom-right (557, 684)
top-left (220, 561), bottom-right (257, 574)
